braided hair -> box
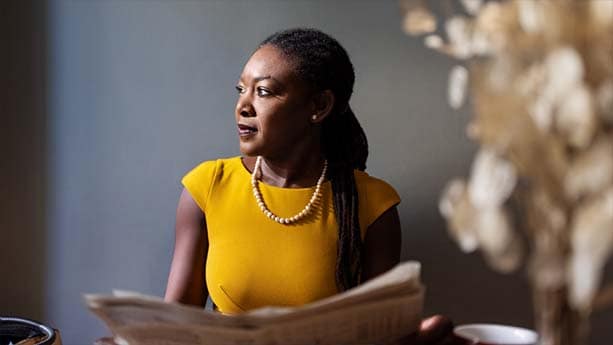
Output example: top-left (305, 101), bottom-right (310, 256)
top-left (260, 28), bottom-right (368, 291)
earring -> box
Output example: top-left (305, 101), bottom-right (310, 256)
top-left (312, 115), bottom-right (318, 121)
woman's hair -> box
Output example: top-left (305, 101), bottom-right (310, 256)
top-left (260, 28), bottom-right (369, 291)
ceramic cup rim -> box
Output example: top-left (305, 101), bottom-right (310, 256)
top-left (0, 316), bottom-right (56, 345)
top-left (454, 323), bottom-right (538, 344)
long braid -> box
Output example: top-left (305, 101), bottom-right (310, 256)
top-left (261, 28), bottom-right (368, 291)
top-left (325, 106), bottom-right (368, 290)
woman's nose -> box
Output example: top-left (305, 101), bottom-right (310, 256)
top-left (236, 99), bottom-right (254, 118)
top-left (238, 108), bottom-right (253, 117)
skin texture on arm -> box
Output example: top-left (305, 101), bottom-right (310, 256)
top-left (361, 206), bottom-right (461, 345)
top-left (95, 189), bottom-right (208, 344)
top-left (361, 206), bottom-right (402, 282)
top-left (164, 188), bottom-right (209, 307)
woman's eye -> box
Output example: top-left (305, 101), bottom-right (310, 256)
top-left (235, 85), bottom-right (245, 94)
top-left (257, 87), bottom-right (272, 96)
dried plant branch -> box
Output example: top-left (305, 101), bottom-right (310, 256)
top-left (593, 283), bottom-right (613, 313)
top-left (402, 1), bottom-right (613, 345)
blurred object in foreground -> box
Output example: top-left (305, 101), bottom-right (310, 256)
top-left (0, 317), bottom-right (61, 345)
top-left (401, 1), bottom-right (613, 344)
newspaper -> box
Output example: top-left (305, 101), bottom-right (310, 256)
top-left (85, 261), bottom-right (425, 345)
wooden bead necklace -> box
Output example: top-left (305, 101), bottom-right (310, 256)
top-left (251, 156), bottom-right (328, 224)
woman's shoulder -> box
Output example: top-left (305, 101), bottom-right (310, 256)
top-left (353, 170), bottom-right (399, 197)
top-left (353, 169), bottom-right (401, 229)
top-left (186, 155), bottom-right (241, 171)
top-left (183, 156), bottom-right (244, 178)
top-left (181, 156), bottom-right (243, 213)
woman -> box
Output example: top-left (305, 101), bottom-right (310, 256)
top-left (169, 28), bottom-right (401, 312)
top-left (97, 28), bottom-right (456, 345)
top-left (167, 27), bottom-right (457, 343)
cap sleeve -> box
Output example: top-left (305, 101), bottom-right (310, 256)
top-left (355, 171), bottom-right (401, 230)
top-left (181, 160), bottom-right (220, 213)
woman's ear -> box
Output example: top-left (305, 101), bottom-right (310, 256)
top-left (310, 90), bottom-right (335, 124)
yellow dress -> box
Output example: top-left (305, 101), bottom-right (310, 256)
top-left (182, 156), bottom-right (400, 314)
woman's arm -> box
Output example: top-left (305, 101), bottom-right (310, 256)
top-left (361, 206), bottom-right (402, 282)
top-left (95, 189), bottom-right (208, 344)
top-left (361, 207), bottom-right (461, 345)
top-left (164, 188), bottom-right (209, 307)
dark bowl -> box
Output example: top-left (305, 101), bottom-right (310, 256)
top-left (0, 316), bottom-right (56, 345)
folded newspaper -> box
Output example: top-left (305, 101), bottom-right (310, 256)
top-left (85, 261), bottom-right (424, 345)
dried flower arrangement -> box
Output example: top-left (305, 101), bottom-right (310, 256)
top-left (400, 1), bottom-right (613, 344)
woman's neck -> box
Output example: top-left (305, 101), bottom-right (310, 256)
top-left (246, 142), bottom-right (326, 188)
top-left (260, 154), bottom-right (326, 188)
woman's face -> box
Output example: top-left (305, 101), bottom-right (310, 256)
top-left (235, 44), bottom-right (316, 158)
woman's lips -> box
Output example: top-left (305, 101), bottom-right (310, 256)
top-left (237, 124), bottom-right (258, 137)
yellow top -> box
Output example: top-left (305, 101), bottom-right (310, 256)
top-left (182, 156), bottom-right (400, 314)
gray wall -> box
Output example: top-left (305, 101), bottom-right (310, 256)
top-left (2, 0), bottom-right (611, 344)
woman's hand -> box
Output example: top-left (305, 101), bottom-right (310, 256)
top-left (390, 315), bottom-right (468, 345)
top-left (414, 315), bottom-right (465, 344)
top-left (93, 337), bottom-right (117, 345)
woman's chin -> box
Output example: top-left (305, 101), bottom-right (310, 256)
top-left (238, 143), bottom-right (260, 157)
top-left (240, 151), bottom-right (259, 157)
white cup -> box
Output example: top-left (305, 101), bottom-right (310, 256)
top-left (454, 324), bottom-right (538, 345)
